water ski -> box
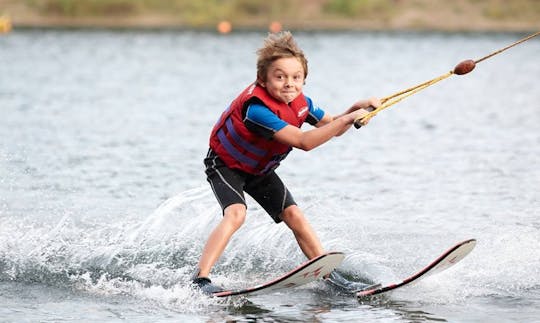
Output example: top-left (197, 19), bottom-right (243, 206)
top-left (213, 251), bottom-right (344, 298)
top-left (357, 239), bottom-right (476, 298)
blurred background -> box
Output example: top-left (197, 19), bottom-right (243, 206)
top-left (1, 0), bottom-right (539, 32)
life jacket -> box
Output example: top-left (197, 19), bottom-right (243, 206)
top-left (209, 83), bottom-right (309, 175)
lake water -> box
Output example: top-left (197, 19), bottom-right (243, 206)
top-left (1, 29), bottom-right (539, 322)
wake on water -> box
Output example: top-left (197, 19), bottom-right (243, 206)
top-left (0, 186), bottom-right (339, 311)
top-left (1, 185), bottom-right (539, 312)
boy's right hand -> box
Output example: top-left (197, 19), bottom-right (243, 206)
top-left (350, 108), bottom-right (371, 127)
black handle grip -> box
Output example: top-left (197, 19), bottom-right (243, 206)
top-left (354, 106), bottom-right (376, 129)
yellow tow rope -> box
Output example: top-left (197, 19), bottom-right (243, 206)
top-left (354, 31), bottom-right (540, 128)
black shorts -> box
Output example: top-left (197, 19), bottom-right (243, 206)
top-left (204, 149), bottom-right (296, 223)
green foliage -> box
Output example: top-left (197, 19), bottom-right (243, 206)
top-left (323, 0), bottom-right (395, 17)
top-left (28, 0), bottom-right (142, 16)
top-left (482, 0), bottom-right (540, 20)
top-left (232, 0), bottom-right (296, 16)
top-left (20, 0), bottom-right (540, 26)
top-left (24, 0), bottom-right (298, 20)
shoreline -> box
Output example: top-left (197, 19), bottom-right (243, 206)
top-left (5, 18), bottom-right (539, 33)
top-left (1, 0), bottom-right (539, 33)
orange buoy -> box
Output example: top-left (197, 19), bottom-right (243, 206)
top-left (453, 59), bottom-right (476, 75)
top-left (0, 15), bottom-right (12, 34)
top-left (269, 21), bottom-right (282, 33)
top-left (217, 21), bottom-right (232, 34)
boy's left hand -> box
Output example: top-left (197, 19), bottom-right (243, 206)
top-left (351, 97), bottom-right (382, 112)
top-left (365, 97), bottom-right (382, 111)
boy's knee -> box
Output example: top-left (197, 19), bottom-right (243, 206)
top-left (282, 206), bottom-right (307, 228)
top-left (223, 204), bottom-right (247, 228)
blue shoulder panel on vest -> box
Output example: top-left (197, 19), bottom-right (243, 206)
top-left (245, 104), bottom-right (288, 132)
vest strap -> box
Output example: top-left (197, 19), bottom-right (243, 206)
top-left (217, 129), bottom-right (258, 168)
top-left (225, 118), bottom-right (266, 157)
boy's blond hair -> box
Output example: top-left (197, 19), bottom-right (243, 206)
top-left (256, 31), bottom-right (308, 83)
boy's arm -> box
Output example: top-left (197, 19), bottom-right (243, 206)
top-left (313, 97), bottom-right (381, 136)
top-left (273, 108), bottom-right (371, 151)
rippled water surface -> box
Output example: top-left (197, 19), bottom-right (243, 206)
top-left (1, 29), bottom-right (539, 322)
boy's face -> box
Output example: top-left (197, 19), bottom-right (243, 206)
top-left (260, 57), bottom-right (305, 104)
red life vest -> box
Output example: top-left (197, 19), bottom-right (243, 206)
top-left (209, 83), bottom-right (309, 175)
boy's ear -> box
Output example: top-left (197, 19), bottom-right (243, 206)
top-left (257, 79), bottom-right (266, 87)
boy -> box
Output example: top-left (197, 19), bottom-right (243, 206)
top-left (193, 31), bottom-right (381, 294)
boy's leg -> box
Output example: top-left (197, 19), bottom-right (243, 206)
top-left (200, 150), bottom-right (249, 279)
top-left (196, 203), bottom-right (246, 277)
top-left (281, 205), bottom-right (325, 260)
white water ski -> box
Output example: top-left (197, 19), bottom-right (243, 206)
top-left (357, 239), bottom-right (476, 298)
top-left (213, 251), bottom-right (344, 298)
